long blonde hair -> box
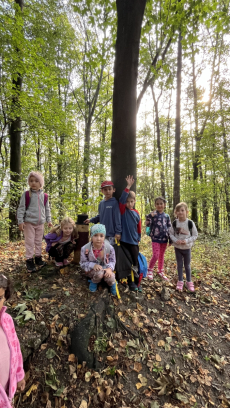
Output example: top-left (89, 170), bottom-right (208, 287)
top-left (51, 217), bottom-right (79, 239)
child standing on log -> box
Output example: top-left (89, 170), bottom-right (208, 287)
top-left (146, 197), bottom-right (171, 281)
top-left (169, 202), bottom-right (198, 292)
top-left (119, 175), bottom-right (142, 291)
top-left (0, 274), bottom-right (25, 408)
top-left (17, 171), bottom-right (53, 273)
top-left (44, 217), bottom-right (79, 267)
top-left (84, 181), bottom-right (121, 246)
top-left (80, 224), bottom-right (117, 295)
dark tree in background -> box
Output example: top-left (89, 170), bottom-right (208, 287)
top-left (111, 0), bottom-right (147, 200)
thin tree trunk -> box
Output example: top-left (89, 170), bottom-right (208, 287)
top-left (9, 0), bottom-right (23, 240)
top-left (220, 90), bottom-right (230, 227)
top-left (173, 30), bottom-right (182, 209)
top-left (111, 0), bottom-right (147, 199)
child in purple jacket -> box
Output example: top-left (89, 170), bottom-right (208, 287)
top-left (80, 224), bottom-right (116, 295)
top-left (0, 274), bottom-right (25, 408)
top-left (44, 217), bottom-right (79, 267)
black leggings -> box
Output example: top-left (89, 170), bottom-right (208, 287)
top-left (120, 241), bottom-right (139, 267)
top-left (49, 241), bottom-right (76, 262)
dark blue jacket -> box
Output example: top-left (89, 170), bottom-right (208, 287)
top-left (146, 211), bottom-right (171, 243)
top-left (119, 189), bottom-right (141, 245)
top-left (90, 197), bottom-right (122, 237)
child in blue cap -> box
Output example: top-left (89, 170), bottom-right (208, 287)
top-left (80, 224), bottom-right (117, 294)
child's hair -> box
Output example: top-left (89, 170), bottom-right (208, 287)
top-left (154, 196), bottom-right (167, 204)
top-left (27, 171), bottom-right (44, 188)
top-left (0, 274), bottom-right (13, 300)
top-left (174, 202), bottom-right (189, 216)
top-left (50, 217), bottom-right (79, 239)
top-left (128, 191), bottom-right (136, 200)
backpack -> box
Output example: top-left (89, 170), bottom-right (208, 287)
top-left (25, 190), bottom-right (48, 210)
top-left (172, 219), bottom-right (193, 236)
top-left (138, 252), bottom-right (148, 278)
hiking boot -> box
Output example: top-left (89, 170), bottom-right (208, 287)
top-left (110, 282), bottom-right (117, 296)
top-left (128, 281), bottom-right (138, 292)
top-left (26, 258), bottom-right (37, 273)
top-left (89, 281), bottom-right (98, 292)
top-left (35, 256), bottom-right (47, 268)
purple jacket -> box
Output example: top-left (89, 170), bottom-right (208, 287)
top-left (0, 307), bottom-right (25, 408)
top-left (80, 240), bottom-right (116, 272)
top-left (44, 232), bottom-right (63, 252)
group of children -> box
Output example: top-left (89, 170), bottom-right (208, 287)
top-left (0, 171), bottom-right (198, 406)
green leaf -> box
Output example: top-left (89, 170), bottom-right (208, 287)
top-left (23, 310), bottom-right (36, 321)
top-left (46, 348), bottom-right (56, 359)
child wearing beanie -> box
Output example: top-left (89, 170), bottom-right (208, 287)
top-left (80, 224), bottom-right (117, 295)
top-left (17, 171), bottom-right (52, 272)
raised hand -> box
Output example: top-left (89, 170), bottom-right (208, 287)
top-left (125, 175), bottom-right (135, 189)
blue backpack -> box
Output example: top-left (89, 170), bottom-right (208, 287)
top-left (138, 253), bottom-right (148, 278)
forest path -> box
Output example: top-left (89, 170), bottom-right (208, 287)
top-left (0, 236), bottom-right (229, 408)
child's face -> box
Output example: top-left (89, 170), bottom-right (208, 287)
top-left (126, 198), bottom-right (135, 210)
top-left (29, 176), bottom-right (41, 191)
top-left (0, 287), bottom-right (5, 312)
top-left (101, 186), bottom-right (115, 200)
top-left (62, 222), bottom-right (74, 236)
top-left (92, 233), bottom-right (105, 247)
top-left (176, 206), bottom-right (187, 221)
top-left (155, 199), bottom-right (165, 213)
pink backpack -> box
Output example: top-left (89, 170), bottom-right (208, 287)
top-left (25, 190), bottom-right (48, 209)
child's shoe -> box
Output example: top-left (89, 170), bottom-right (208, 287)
top-left (137, 285), bottom-right (142, 293)
top-left (128, 281), bottom-right (138, 291)
top-left (55, 261), bottom-right (63, 267)
top-left (63, 259), bottom-right (71, 266)
top-left (185, 281), bottom-right (195, 292)
top-left (176, 281), bottom-right (184, 291)
top-left (147, 268), bottom-right (153, 280)
top-left (35, 256), bottom-right (47, 268)
top-left (89, 281), bottom-right (98, 292)
top-left (26, 258), bottom-right (36, 273)
top-left (157, 269), bottom-right (169, 281)
top-left (110, 282), bottom-right (117, 296)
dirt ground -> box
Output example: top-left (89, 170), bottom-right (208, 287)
top-left (0, 237), bottom-right (230, 408)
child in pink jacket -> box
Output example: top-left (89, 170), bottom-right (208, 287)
top-left (0, 274), bottom-right (25, 407)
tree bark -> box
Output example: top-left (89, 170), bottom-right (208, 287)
top-left (111, 0), bottom-right (147, 200)
top-left (9, 0), bottom-right (23, 240)
top-left (173, 30), bottom-right (182, 209)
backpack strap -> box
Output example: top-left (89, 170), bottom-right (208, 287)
top-left (172, 219), bottom-right (177, 233)
top-left (25, 190), bottom-right (31, 210)
top-left (188, 220), bottom-right (193, 236)
top-left (44, 193), bottom-right (48, 206)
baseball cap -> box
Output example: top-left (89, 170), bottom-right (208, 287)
top-left (101, 181), bottom-right (114, 189)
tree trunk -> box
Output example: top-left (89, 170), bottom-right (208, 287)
top-left (173, 30), bottom-right (182, 209)
top-left (220, 91), bottom-right (230, 227)
top-left (9, 0), bottom-right (23, 240)
top-left (82, 120), bottom-right (91, 202)
top-left (111, 0), bottom-right (147, 200)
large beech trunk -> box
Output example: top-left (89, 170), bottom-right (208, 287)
top-left (111, 0), bottom-right (146, 200)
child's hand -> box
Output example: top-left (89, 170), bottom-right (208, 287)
top-left (48, 222), bottom-right (53, 228)
top-left (104, 268), bottom-right (113, 278)
top-left (93, 264), bottom-right (102, 271)
top-left (125, 175), bottom-right (135, 189)
top-left (115, 234), bottom-right (121, 242)
top-left (19, 223), bottom-right (24, 231)
top-left (150, 211), bottom-right (156, 217)
top-left (17, 378), bottom-right (25, 391)
top-left (180, 240), bottom-right (186, 244)
top-left (84, 219), bottom-right (90, 224)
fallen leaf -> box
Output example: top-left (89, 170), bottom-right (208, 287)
top-left (79, 400), bottom-right (87, 408)
top-left (136, 382), bottom-right (143, 389)
top-left (158, 340), bottom-right (165, 347)
top-left (138, 374), bottom-right (147, 386)
top-left (133, 362), bottom-right (142, 373)
top-left (68, 354), bottom-right (76, 362)
top-left (119, 340), bottom-right (127, 348)
top-left (156, 354), bottom-right (162, 362)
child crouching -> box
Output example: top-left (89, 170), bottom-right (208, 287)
top-left (80, 224), bottom-right (117, 295)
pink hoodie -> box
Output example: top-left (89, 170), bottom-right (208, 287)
top-left (0, 307), bottom-right (25, 408)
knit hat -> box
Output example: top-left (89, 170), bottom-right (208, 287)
top-left (28, 171), bottom-right (44, 188)
top-left (90, 224), bottom-right (106, 237)
top-left (101, 180), bottom-right (114, 189)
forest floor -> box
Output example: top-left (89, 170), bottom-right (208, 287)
top-left (0, 234), bottom-right (230, 408)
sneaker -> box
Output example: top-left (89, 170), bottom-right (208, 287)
top-left (26, 258), bottom-right (37, 273)
top-left (157, 270), bottom-right (169, 281)
top-left (137, 285), bottom-right (142, 293)
top-left (147, 268), bottom-right (153, 280)
top-left (185, 281), bottom-right (195, 292)
top-left (89, 281), bottom-right (98, 292)
top-left (35, 256), bottom-right (47, 268)
top-left (128, 282), bottom-right (138, 292)
top-left (176, 281), bottom-right (184, 291)
top-left (63, 259), bottom-right (71, 266)
top-left (55, 261), bottom-right (63, 267)
top-left (131, 266), bottom-right (139, 278)
top-left (110, 282), bottom-right (117, 296)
